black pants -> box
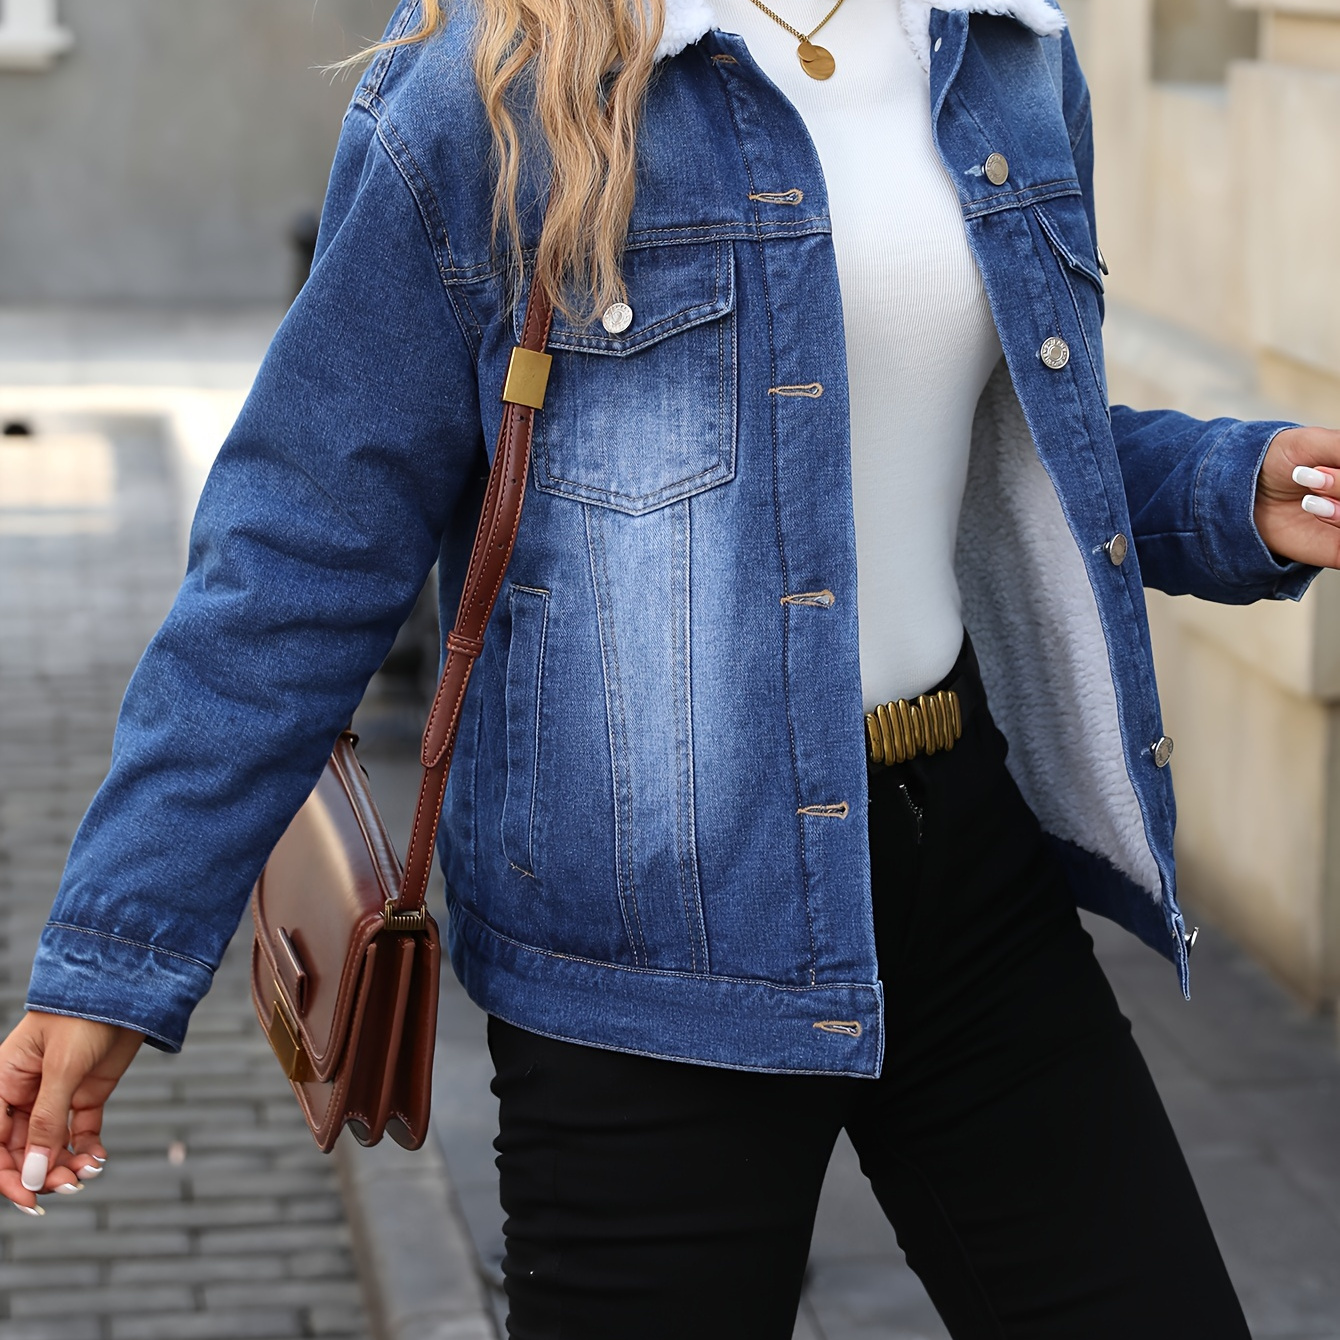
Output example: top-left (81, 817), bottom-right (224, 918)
top-left (488, 675), bottom-right (1249, 1339)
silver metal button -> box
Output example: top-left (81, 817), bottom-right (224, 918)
top-left (1185, 926), bottom-right (1200, 956)
top-left (1152, 736), bottom-right (1175, 769)
top-left (1096, 244), bottom-right (1110, 276)
top-left (934, 37), bottom-right (943, 53)
top-left (985, 153), bottom-right (1010, 186)
top-left (1040, 337), bottom-right (1070, 370)
top-left (1105, 533), bottom-right (1129, 566)
top-left (601, 302), bottom-right (633, 335)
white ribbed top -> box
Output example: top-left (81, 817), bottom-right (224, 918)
top-left (712, 0), bottom-right (1002, 706)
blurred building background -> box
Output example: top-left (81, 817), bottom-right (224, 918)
top-left (0, 0), bottom-right (385, 304)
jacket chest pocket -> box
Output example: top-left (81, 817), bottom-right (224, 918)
top-left (528, 242), bottom-right (737, 516)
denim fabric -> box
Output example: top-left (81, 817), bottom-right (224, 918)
top-left (28, 1), bottom-right (1313, 1072)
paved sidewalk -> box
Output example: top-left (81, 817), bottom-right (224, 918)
top-left (0, 414), bottom-right (370, 1340)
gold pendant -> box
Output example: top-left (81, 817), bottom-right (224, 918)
top-left (797, 39), bottom-right (835, 79)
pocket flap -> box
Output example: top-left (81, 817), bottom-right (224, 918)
top-left (521, 242), bottom-right (735, 356)
top-left (1036, 201), bottom-right (1104, 291)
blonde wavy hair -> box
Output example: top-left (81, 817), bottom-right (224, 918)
top-left (367, 0), bottom-right (666, 321)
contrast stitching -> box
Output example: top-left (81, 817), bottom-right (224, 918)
top-left (45, 924), bottom-right (213, 972)
top-left (624, 220), bottom-right (831, 245)
top-left (768, 383), bottom-right (823, 398)
top-left (781, 590), bottom-right (836, 608)
top-left (376, 115), bottom-right (458, 274)
top-left (813, 1020), bottom-right (863, 1038)
top-left (19, 1005), bottom-right (177, 1052)
top-left (454, 902), bottom-right (879, 992)
top-left (798, 803), bottom-right (851, 819)
top-left (543, 244), bottom-right (729, 352)
top-left (961, 180), bottom-right (1081, 220)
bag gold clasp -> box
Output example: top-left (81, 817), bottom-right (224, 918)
top-left (267, 987), bottom-right (314, 1083)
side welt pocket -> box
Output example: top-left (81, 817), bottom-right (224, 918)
top-left (502, 585), bottom-right (549, 878)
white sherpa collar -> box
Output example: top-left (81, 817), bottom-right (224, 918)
top-left (655, 0), bottom-right (1067, 69)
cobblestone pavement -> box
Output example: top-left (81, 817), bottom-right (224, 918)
top-left (0, 414), bottom-right (370, 1340)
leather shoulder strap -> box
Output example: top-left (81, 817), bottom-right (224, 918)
top-left (395, 286), bottom-right (555, 914)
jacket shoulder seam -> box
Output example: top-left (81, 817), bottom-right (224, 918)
top-left (372, 115), bottom-right (487, 354)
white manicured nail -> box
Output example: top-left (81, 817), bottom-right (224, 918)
top-left (76, 1164), bottom-right (102, 1180)
top-left (1293, 466), bottom-right (1331, 489)
top-left (20, 1150), bottom-right (49, 1193)
top-left (54, 1182), bottom-right (84, 1195)
top-left (1302, 495), bottom-right (1337, 519)
top-left (12, 1202), bottom-right (45, 1217)
top-left (91, 1154), bottom-right (107, 1165)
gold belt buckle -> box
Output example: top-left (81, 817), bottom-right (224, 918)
top-left (865, 689), bottom-right (963, 767)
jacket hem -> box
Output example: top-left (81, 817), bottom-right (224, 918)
top-left (447, 898), bottom-right (887, 1078)
top-left (1048, 836), bottom-right (1191, 996)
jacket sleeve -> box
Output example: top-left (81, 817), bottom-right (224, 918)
top-left (1109, 406), bottom-right (1315, 603)
top-left (1058, 30), bottom-right (1316, 606)
top-left (26, 102), bottom-right (486, 1050)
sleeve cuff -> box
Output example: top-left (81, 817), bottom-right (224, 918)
top-left (25, 922), bottom-right (217, 1054)
top-left (1195, 419), bottom-right (1319, 601)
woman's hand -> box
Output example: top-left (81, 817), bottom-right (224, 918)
top-left (0, 1013), bottom-right (143, 1215)
top-left (1256, 426), bottom-right (1340, 568)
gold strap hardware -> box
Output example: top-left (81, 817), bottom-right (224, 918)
top-left (501, 346), bottom-right (553, 410)
top-left (865, 689), bottom-right (963, 768)
top-left (267, 985), bottom-right (314, 1083)
top-left (383, 898), bottom-right (429, 932)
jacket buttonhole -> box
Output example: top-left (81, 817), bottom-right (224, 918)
top-left (813, 1020), bottom-right (863, 1038)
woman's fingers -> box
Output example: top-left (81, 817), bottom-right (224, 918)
top-left (1256, 427), bottom-right (1340, 565)
top-left (67, 1106), bottom-right (109, 1181)
top-left (1291, 465), bottom-right (1340, 521)
top-left (20, 1060), bottom-right (82, 1194)
top-left (0, 1012), bottom-right (142, 1212)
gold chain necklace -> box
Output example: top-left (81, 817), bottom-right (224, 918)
top-left (745, 0), bottom-right (850, 79)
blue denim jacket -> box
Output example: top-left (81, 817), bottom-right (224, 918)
top-left (28, 0), bottom-right (1311, 1076)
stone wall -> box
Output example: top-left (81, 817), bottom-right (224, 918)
top-left (1073, 0), bottom-right (1340, 1010)
top-left (0, 0), bottom-right (388, 304)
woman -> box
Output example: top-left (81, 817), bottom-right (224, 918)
top-left (2, 0), bottom-right (1338, 1333)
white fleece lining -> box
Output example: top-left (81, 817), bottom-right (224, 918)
top-left (898, 0), bottom-right (1066, 71)
top-left (656, 0), bottom-right (716, 62)
top-left (656, 0), bottom-right (1067, 63)
top-left (956, 362), bottom-right (1162, 901)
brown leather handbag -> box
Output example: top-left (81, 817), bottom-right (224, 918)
top-left (250, 287), bottom-right (555, 1152)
